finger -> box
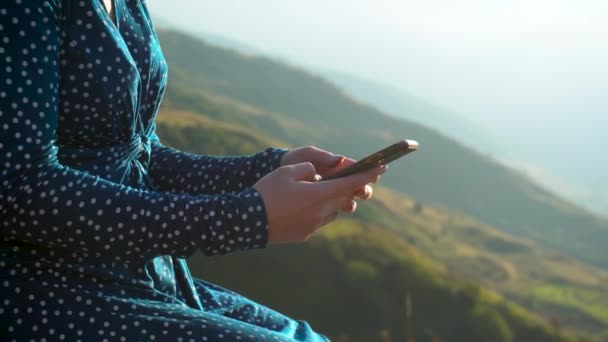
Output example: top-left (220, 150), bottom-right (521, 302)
top-left (288, 162), bottom-right (318, 181)
top-left (338, 157), bottom-right (357, 169)
top-left (370, 165), bottom-right (388, 184)
top-left (355, 184), bottom-right (373, 200)
top-left (320, 157), bottom-right (356, 177)
top-left (317, 211), bottom-right (339, 228)
top-left (342, 200), bottom-right (357, 213)
top-left (305, 146), bottom-right (342, 167)
top-left (318, 165), bottom-right (387, 196)
top-left (324, 154), bottom-right (345, 168)
top-left (315, 153), bottom-right (346, 172)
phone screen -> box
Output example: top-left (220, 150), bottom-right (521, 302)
top-left (322, 140), bottom-right (418, 181)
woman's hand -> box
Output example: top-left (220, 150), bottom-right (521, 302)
top-left (253, 162), bottom-right (387, 244)
top-left (280, 146), bottom-right (377, 208)
top-left (281, 146), bottom-right (347, 177)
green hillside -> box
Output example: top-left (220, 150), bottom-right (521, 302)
top-left (156, 109), bottom-right (578, 342)
top-left (156, 29), bottom-right (608, 271)
top-left (157, 109), bottom-right (608, 340)
top-left (153, 29), bottom-right (608, 340)
top-left (192, 224), bottom-right (570, 342)
top-left (363, 187), bottom-right (608, 336)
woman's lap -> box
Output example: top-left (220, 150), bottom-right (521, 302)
top-left (192, 278), bottom-right (327, 341)
top-left (0, 274), bottom-right (328, 341)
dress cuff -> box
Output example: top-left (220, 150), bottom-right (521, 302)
top-left (260, 147), bottom-right (290, 174)
top-left (227, 187), bottom-right (271, 252)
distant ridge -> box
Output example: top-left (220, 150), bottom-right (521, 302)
top-left (157, 28), bottom-right (608, 270)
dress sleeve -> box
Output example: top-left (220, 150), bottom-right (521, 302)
top-left (148, 135), bottom-right (288, 195)
top-left (0, 0), bottom-right (271, 263)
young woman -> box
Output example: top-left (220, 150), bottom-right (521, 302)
top-left (0, 0), bottom-right (385, 340)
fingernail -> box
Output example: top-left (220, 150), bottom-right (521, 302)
top-left (331, 155), bottom-right (345, 165)
top-left (380, 165), bottom-right (388, 175)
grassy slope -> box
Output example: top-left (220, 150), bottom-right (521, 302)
top-left (365, 187), bottom-right (608, 336)
top-left (156, 29), bottom-right (608, 272)
top-left (156, 108), bottom-right (583, 341)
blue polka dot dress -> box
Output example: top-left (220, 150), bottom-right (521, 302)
top-left (0, 1), bottom-right (329, 341)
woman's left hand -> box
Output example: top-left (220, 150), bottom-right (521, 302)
top-left (280, 146), bottom-right (377, 211)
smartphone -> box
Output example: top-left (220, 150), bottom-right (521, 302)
top-left (322, 139), bottom-right (419, 181)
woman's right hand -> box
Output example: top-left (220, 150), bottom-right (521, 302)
top-left (253, 162), bottom-right (386, 244)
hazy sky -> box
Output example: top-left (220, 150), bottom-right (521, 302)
top-left (147, 0), bottom-right (608, 213)
top-left (147, 1), bottom-right (607, 103)
top-left (147, 0), bottom-right (607, 132)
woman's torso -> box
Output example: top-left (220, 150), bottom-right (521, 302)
top-left (1, 0), bottom-right (193, 304)
top-left (56, 0), bottom-right (167, 187)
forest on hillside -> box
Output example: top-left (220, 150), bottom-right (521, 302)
top-left (153, 29), bottom-right (608, 341)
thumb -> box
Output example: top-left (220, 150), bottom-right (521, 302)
top-left (288, 162), bottom-right (318, 181)
top-left (321, 153), bottom-right (345, 168)
top-left (309, 149), bottom-right (344, 169)
top-left (320, 165), bottom-right (386, 195)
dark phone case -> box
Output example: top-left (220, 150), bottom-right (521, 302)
top-left (322, 140), bottom-right (418, 181)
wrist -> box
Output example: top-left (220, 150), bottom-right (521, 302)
top-left (270, 147), bottom-right (290, 168)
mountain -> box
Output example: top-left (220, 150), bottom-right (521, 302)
top-left (156, 109), bottom-right (608, 340)
top-left (156, 29), bottom-right (608, 271)
top-left (148, 1), bottom-right (608, 222)
top-left (155, 109), bottom-right (581, 341)
top-left (165, 27), bottom-right (608, 219)
top-left (323, 71), bottom-right (508, 157)
top-left (324, 71), bottom-right (608, 219)
top-left (152, 29), bottom-right (608, 339)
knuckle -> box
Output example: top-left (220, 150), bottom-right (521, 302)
top-left (303, 161), bottom-right (315, 171)
top-left (276, 165), bottom-right (289, 175)
top-left (348, 200), bottom-right (357, 212)
top-left (303, 146), bottom-right (316, 155)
